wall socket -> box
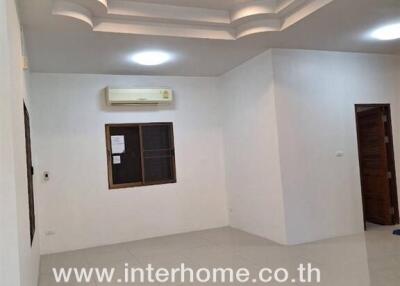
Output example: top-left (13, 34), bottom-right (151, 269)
top-left (335, 151), bottom-right (344, 158)
top-left (45, 231), bottom-right (56, 236)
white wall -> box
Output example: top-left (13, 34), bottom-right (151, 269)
top-left (29, 49), bottom-right (400, 254)
top-left (0, 1), bottom-right (21, 284)
top-left (272, 49), bottom-right (400, 244)
top-left (218, 48), bottom-right (400, 245)
top-left (30, 73), bottom-right (229, 254)
top-left (0, 0), bottom-right (40, 285)
top-left (219, 50), bottom-right (287, 244)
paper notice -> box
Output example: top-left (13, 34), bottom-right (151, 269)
top-left (113, 155), bottom-right (121, 165)
top-left (111, 135), bottom-right (125, 154)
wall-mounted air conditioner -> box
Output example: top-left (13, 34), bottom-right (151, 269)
top-left (106, 88), bottom-right (173, 105)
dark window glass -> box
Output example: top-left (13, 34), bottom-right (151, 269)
top-left (142, 125), bottom-right (171, 150)
top-left (109, 126), bottom-right (142, 185)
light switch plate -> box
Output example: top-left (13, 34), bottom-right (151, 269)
top-left (22, 56), bottom-right (29, 70)
top-left (336, 151), bottom-right (344, 157)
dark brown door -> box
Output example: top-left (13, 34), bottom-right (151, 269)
top-left (356, 105), bottom-right (399, 226)
top-left (24, 104), bottom-right (36, 244)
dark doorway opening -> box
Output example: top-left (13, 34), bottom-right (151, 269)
top-left (355, 104), bottom-right (399, 230)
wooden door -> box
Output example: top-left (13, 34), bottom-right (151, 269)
top-left (356, 106), bottom-right (398, 225)
top-left (24, 104), bottom-right (36, 244)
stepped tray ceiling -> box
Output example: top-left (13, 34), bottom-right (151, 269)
top-left (19, 0), bottom-right (400, 76)
top-left (52, 0), bottom-right (333, 40)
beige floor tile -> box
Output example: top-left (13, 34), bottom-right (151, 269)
top-left (40, 250), bottom-right (89, 275)
top-left (39, 225), bottom-right (400, 286)
top-left (126, 234), bottom-right (210, 258)
top-left (83, 243), bottom-right (135, 266)
top-left (39, 274), bottom-right (96, 286)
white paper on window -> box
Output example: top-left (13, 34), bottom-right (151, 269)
top-left (111, 135), bottom-right (125, 154)
top-left (112, 155), bottom-right (121, 165)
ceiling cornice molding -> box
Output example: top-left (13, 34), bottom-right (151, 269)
top-left (52, 0), bottom-right (334, 40)
top-left (108, 0), bottom-right (231, 25)
top-left (281, 0), bottom-right (334, 29)
top-left (93, 18), bottom-right (237, 40)
top-left (230, 0), bottom-right (277, 22)
top-left (53, 0), bottom-right (94, 27)
top-left (96, 0), bottom-right (108, 8)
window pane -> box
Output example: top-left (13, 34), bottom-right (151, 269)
top-left (142, 124), bottom-right (175, 183)
top-left (110, 126), bottom-right (142, 185)
top-left (142, 124), bottom-right (171, 150)
top-left (143, 149), bottom-right (172, 157)
top-left (144, 157), bottom-right (174, 182)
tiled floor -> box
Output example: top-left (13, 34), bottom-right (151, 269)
top-left (39, 225), bottom-right (400, 285)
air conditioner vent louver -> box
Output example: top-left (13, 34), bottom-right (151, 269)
top-left (106, 88), bottom-right (173, 105)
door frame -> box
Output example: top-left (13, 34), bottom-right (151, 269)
top-left (355, 104), bottom-right (400, 230)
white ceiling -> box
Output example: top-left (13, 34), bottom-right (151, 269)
top-left (20, 0), bottom-right (400, 76)
top-left (124, 0), bottom-right (253, 10)
top-left (51, 0), bottom-right (331, 40)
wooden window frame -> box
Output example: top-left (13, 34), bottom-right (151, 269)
top-left (105, 122), bottom-right (177, 190)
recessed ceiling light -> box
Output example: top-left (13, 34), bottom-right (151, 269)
top-left (371, 23), bottom-right (400, 41)
top-left (131, 51), bottom-right (172, 66)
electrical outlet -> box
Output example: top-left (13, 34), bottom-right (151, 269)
top-left (336, 151), bottom-right (344, 158)
top-left (45, 231), bottom-right (56, 236)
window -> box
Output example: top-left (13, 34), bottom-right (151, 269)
top-left (105, 123), bottom-right (176, 189)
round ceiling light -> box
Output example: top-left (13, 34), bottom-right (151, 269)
top-left (371, 23), bottom-right (400, 41)
top-left (131, 51), bottom-right (172, 66)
